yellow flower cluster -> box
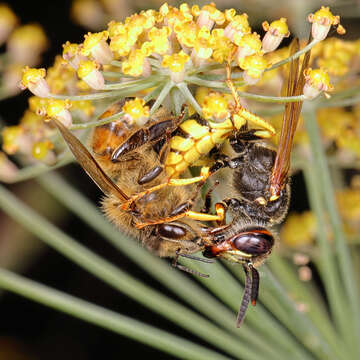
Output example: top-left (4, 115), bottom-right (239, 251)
top-left (0, 4), bottom-right (48, 97)
top-left (101, 2), bottom-right (291, 83)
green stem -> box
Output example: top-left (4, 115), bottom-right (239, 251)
top-left (2, 155), bottom-right (73, 184)
top-left (0, 183), bottom-right (259, 360)
top-left (177, 83), bottom-right (203, 115)
top-left (223, 260), bottom-right (337, 360)
top-left (268, 254), bottom-right (349, 360)
top-left (149, 81), bottom-right (174, 115)
top-left (303, 108), bottom-right (360, 356)
top-left (70, 111), bottom-right (124, 130)
top-left (179, 258), bottom-right (311, 360)
top-left (303, 161), bottom-right (357, 357)
top-left (47, 81), bottom-right (161, 101)
top-left (266, 39), bottom-right (321, 72)
top-left (0, 268), bottom-right (230, 360)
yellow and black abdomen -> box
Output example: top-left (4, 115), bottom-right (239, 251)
top-left (165, 117), bottom-right (237, 178)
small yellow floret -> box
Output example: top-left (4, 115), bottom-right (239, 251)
top-left (81, 31), bottom-right (109, 56)
top-left (234, 32), bottom-right (262, 52)
top-left (2, 126), bottom-right (23, 154)
top-left (28, 96), bottom-right (48, 112)
top-left (162, 51), bottom-right (190, 72)
top-left (304, 68), bottom-right (332, 89)
top-left (62, 41), bottom-right (79, 57)
top-left (311, 6), bottom-right (339, 26)
top-left (266, 18), bottom-right (289, 36)
top-left (146, 26), bottom-right (171, 55)
top-left (239, 54), bottom-right (268, 78)
top-left (122, 49), bottom-right (147, 77)
top-left (211, 29), bottom-right (235, 63)
top-left (192, 3), bottom-right (225, 25)
top-left (45, 99), bottom-right (71, 117)
top-left (202, 92), bottom-right (229, 120)
top-left (21, 67), bottom-right (46, 87)
top-left (122, 98), bottom-right (149, 120)
top-left (77, 60), bottom-right (97, 78)
top-left (32, 140), bottom-right (53, 160)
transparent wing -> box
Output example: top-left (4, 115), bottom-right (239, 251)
top-left (269, 38), bottom-right (311, 200)
top-left (53, 118), bottom-right (129, 202)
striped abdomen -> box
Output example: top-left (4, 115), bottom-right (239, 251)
top-left (165, 117), bottom-right (239, 178)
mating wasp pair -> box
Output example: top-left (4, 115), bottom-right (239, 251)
top-left (53, 38), bottom-right (310, 327)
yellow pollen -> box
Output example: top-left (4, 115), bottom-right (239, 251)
top-left (122, 98), bottom-right (150, 120)
top-left (21, 67), bottom-right (46, 87)
top-left (81, 31), bottom-right (109, 56)
top-left (239, 54), bottom-right (268, 78)
top-left (162, 51), bottom-right (190, 72)
top-left (77, 60), bottom-right (97, 78)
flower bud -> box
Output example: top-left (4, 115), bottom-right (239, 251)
top-left (20, 67), bottom-right (51, 98)
top-left (303, 68), bottom-right (333, 99)
top-left (308, 7), bottom-right (344, 41)
top-left (122, 98), bottom-right (150, 126)
top-left (32, 140), bottom-right (57, 165)
top-left (42, 99), bottom-right (73, 127)
top-left (238, 54), bottom-right (268, 85)
top-left (262, 18), bottom-right (290, 53)
top-left (77, 60), bottom-right (105, 90)
top-left (81, 31), bottom-right (114, 65)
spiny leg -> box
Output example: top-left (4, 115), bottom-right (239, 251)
top-left (122, 166), bottom-right (211, 211)
top-left (172, 249), bottom-right (210, 278)
top-left (225, 62), bottom-right (275, 139)
top-left (135, 176), bottom-right (225, 229)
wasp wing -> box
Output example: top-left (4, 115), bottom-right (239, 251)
top-left (269, 38), bottom-right (311, 199)
top-left (53, 118), bottom-right (129, 202)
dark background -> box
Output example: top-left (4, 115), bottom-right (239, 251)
top-left (0, 1), bottom-right (312, 359)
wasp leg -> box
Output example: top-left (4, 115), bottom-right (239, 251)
top-left (225, 62), bottom-right (275, 139)
top-left (136, 205), bottom-right (226, 229)
top-left (122, 166), bottom-right (211, 211)
top-left (172, 249), bottom-right (210, 278)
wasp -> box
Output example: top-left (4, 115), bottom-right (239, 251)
top-left (198, 38), bottom-right (311, 326)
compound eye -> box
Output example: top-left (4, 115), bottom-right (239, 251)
top-left (158, 223), bottom-right (187, 239)
top-left (232, 231), bottom-right (274, 256)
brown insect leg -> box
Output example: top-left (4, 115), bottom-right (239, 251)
top-left (172, 249), bottom-right (210, 278)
